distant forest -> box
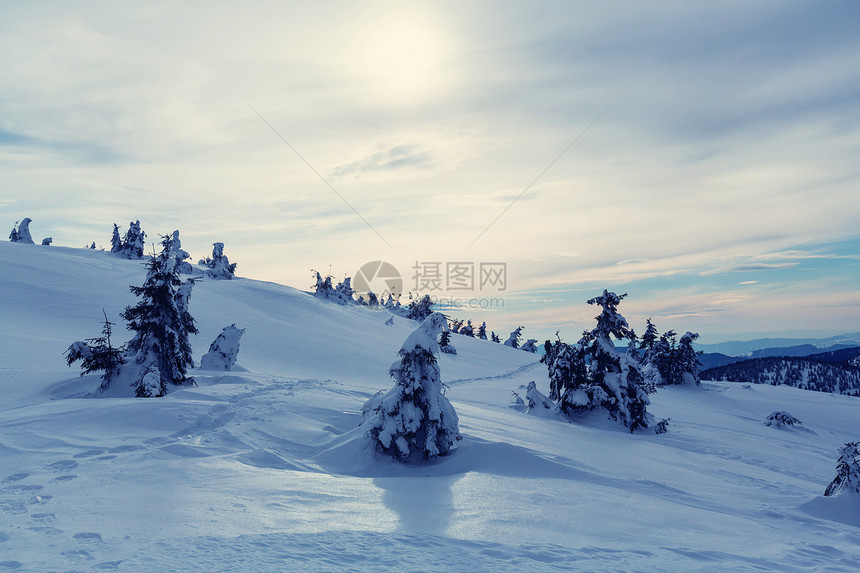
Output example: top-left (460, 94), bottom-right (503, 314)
top-left (701, 349), bottom-right (860, 396)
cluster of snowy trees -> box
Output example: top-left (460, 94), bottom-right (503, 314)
top-left (539, 291), bottom-right (662, 432)
top-left (635, 319), bottom-right (702, 387)
top-left (701, 356), bottom-right (860, 396)
top-left (67, 231), bottom-right (243, 397)
top-left (311, 269), bottom-right (438, 321)
top-left (9, 218), bottom-right (238, 281)
top-left (442, 319), bottom-right (537, 354)
top-left (537, 291), bottom-right (698, 433)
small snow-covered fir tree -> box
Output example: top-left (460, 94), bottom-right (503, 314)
top-left (639, 318), bottom-right (659, 357)
top-left (461, 320), bottom-right (474, 337)
top-left (118, 221), bottom-right (146, 259)
top-left (542, 336), bottom-right (588, 403)
top-left (9, 218), bottom-right (35, 244)
top-left (41, 237), bottom-right (52, 246)
top-left (312, 270), bottom-right (337, 301)
top-left (439, 330), bottom-right (457, 354)
top-left (504, 326), bottom-right (523, 348)
top-left (450, 319), bottom-right (463, 334)
top-left (366, 291), bottom-right (379, 306)
top-left (385, 316), bottom-right (395, 326)
top-left (525, 381), bottom-right (553, 411)
top-left (120, 232), bottom-right (198, 397)
top-left (677, 332), bottom-right (702, 385)
top-left (764, 411), bottom-right (802, 428)
top-left (491, 331), bottom-right (501, 343)
top-left (825, 442), bottom-right (860, 496)
top-left (651, 330), bottom-right (679, 385)
top-left (335, 276), bottom-right (356, 304)
top-left (477, 321), bottom-right (487, 340)
top-left (65, 310), bottom-right (126, 393)
top-left (406, 294), bottom-right (434, 321)
top-left (201, 242), bottom-right (237, 279)
top-left (362, 313), bottom-right (460, 460)
top-left (167, 230), bottom-right (193, 274)
top-left (110, 223), bottom-right (122, 253)
top-left (200, 324), bottom-right (245, 371)
top-left (521, 338), bottom-right (538, 353)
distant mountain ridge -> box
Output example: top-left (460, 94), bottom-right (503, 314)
top-left (694, 333), bottom-right (860, 356)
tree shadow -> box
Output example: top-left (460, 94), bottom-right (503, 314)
top-left (373, 473), bottom-right (462, 536)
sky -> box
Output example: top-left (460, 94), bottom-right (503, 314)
top-left (2, 0), bottom-right (859, 344)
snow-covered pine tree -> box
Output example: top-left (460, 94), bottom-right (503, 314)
top-left (9, 218), bottom-right (35, 244)
top-left (65, 310), bottom-right (126, 392)
top-left (110, 224), bottom-right (122, 253)
top-left (450, 319), bottom-right (463, 334)
top-left (202, 242), bottom-right (237, 279)
top-left (477, 322), bottom-right (487, 340)
top-left (312, 270), bottom-right (337, 301)
top-left (825, 442), bottom-right (860, 496)
top-left (461, 320), bottom-right (475, 337)
top-left (504, 326), bottom-right (523, 348)
top-left (121, 232), bottom-right (199, 397)
top-left (366, 291), bottom-right (379, 306)
top-left (542, 336), bottom-right (588, 403)
top-left (167, 230), bottom-right (193, 274)
top-left (439, 330), bottom-right (457, 355)
top-left (200, 324), bottom-right (245, 371)
top-left (525, 381), bottom-right (554, 411)
top-left (385, 316), bottom-right (395, 326)
top-left (639, 318), bottom-right (659, 357)
top-left (522, 339), bottom-right (538, 353)
top-left (406, 294), bottom-right (434, 321)
top-left (651, 330), bottom-right (679, 385)
top-left (118, 221), bottom-right (146, 259)
top-left (362, 313), bottom-right (461, 460)
top-left (677, 332), bottom-right (702, 385)
top-left (335, 277), bottom-right (356, 304)
top-left (491, 331), bottom-right (501, 343)
top-left (90, 242), bottom-right (96, 249)
top-left (41, 237), bottom-right (52, 246)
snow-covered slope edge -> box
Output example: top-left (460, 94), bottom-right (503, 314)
top-left (1, 241), bottom-right (859, 572)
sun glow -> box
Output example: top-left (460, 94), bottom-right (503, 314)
top-left (354, 14), bottom-right (449, 104)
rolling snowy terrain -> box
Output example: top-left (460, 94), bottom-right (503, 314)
top-left (1, 241), bottom-right (859, 572)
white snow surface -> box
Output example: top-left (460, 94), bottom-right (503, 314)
top-left (1, 241), bottom-right (860, 571)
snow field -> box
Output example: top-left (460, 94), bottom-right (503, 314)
top-left (1, 241), bottom-right (859, 571)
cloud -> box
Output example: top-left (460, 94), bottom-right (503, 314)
top-left (330, 144), bottom-right (433, 178)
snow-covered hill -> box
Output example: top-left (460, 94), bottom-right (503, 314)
top-left (1, 241), bottom-right (859, 572)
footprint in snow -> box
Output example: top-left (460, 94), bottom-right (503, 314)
top-left (27, 494), bottom-right (52, 505)
top-left (1, 484), bottom-right (42, 494)
top-left (50, 474), bottom-right (77, 483)
top-left (1, 473), bottom-right (28, 484)
top-left (30, 512), bottom-right (56, 523)
top-left (27, 526), bottom-right (63, 536)
top-left (45, 460), bottom-right (78, 472)
top-left (0, 561), bottom-right (23, 570)
top-left (0, 501), bottom-right (27, 515)
top-left (74, 532), bottom-right (103, 543)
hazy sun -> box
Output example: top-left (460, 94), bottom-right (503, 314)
top-left (354, 13), bottom-right (448, 104)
